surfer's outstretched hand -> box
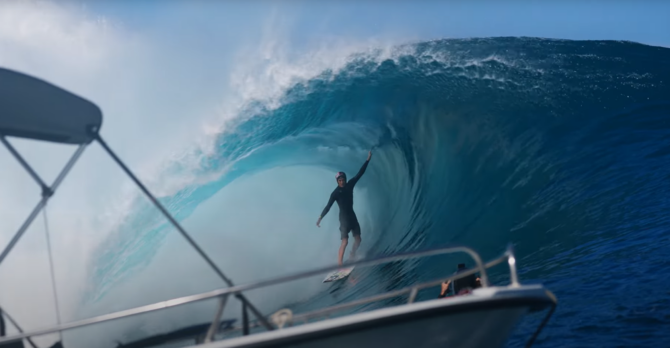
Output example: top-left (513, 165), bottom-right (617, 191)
top-left (367, 150), bottom-right (372, 161)
top-left (316, 217), bottom-right (321, 228)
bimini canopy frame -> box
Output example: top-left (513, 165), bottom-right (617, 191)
top-left (0, 67), bottom-right (273, 332)
top-left (0, 68), bottom-right (102, 145)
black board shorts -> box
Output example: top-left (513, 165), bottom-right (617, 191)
top-left (339, 215), bottom-right (361, 239)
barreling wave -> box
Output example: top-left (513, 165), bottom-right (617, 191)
top-left (87, 37), bottom-right (670, 347)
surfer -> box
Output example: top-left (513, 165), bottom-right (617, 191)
top-left (317, 150), bottom-right (372, 266)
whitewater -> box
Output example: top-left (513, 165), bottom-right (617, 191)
top-left (3, 37), bottom-right (670, 348)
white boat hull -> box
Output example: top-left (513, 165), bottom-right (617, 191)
top-left (194, 285), bottom-right (554, 348)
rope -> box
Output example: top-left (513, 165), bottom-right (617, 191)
top-left (43, 205), bottom-right (63, 341)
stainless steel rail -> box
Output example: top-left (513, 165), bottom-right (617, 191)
top-left (0, 244), bottom-right (513, 344)
top-left (95, 134), bottom-right (274, 332)
top-left (290, 253), bottom-right (510, 324)
top-left (180, 249), bottom-right (520, 335)
top-left (0, 308), bottom-right (38, 348)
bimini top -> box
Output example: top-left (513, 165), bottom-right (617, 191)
top-left (0, 67), bottom-right (102, 144)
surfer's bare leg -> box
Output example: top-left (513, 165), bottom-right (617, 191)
top-left (338, 238), bottom-right (348, 266)
top-left (350, 235), bottom-right (361, 259)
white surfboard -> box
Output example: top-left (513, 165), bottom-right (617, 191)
top-left (323, 266), bottom-right (355, 283)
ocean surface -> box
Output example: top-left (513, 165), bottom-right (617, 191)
top-left (87, 37), bottom-right (670, 347)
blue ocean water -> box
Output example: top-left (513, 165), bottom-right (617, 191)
top-left (90, 37), bottom-right (670, 347)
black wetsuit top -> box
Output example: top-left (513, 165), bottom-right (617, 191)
top-left (320, 160), bottom-right (370, 222)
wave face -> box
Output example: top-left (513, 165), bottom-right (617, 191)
top-left (89, 37), bottom-right (670, 347)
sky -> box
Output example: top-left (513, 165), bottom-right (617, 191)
top-left (82, 1), bottom-right (670, 47)
top-left (0, 0), bottom-right (668, 346)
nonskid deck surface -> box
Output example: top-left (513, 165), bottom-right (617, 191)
top-left (189, 285), bottom-right (554, 348)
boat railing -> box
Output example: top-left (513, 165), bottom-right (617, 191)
top-left (218, 246), bottom-right (517, 333)
top-left (0, 243), bottom-right (520, 345)
top-left (287, 249), bottom-right (515, 326)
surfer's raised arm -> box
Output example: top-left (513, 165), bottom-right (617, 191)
top-left (317, 191), bottom-right (336, 227)
top-left (349, 150), bottom-right (372, 186)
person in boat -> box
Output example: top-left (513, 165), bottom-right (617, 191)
top-left (438, 263), bottom-right (482, 298)
top-left (317, 150), bottom-right (372, 266)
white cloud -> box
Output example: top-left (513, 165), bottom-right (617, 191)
top-left (0, 0), bottom-right (134, 84)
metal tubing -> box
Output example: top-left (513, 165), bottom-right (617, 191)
top-left (94, 135), bottom-right (273, 331)
top-left (50, 144), bottom-right (87, 195)
top-left (242, 302), bottom-right (249, 336)
top-left (0, 245), bottom-right (504, 343)
top-left (204, 295), bottom-right (229, 343)
top-left (0, 309), bottom-right (38, 348)
top-left (294, 258), bottom-right (506, 322)
top-left (407, 288), bottom-right (418, 304)
top-left (0, 144), bottom-right (86, 268)
top-left (0, 135), bottom-right (48, 192)
top-left (0, 199), bottom-right (47, 267)
top-left (506, 244), bottom-right (520, 287)
top-left (235, 294), bottom-right (270, 333)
